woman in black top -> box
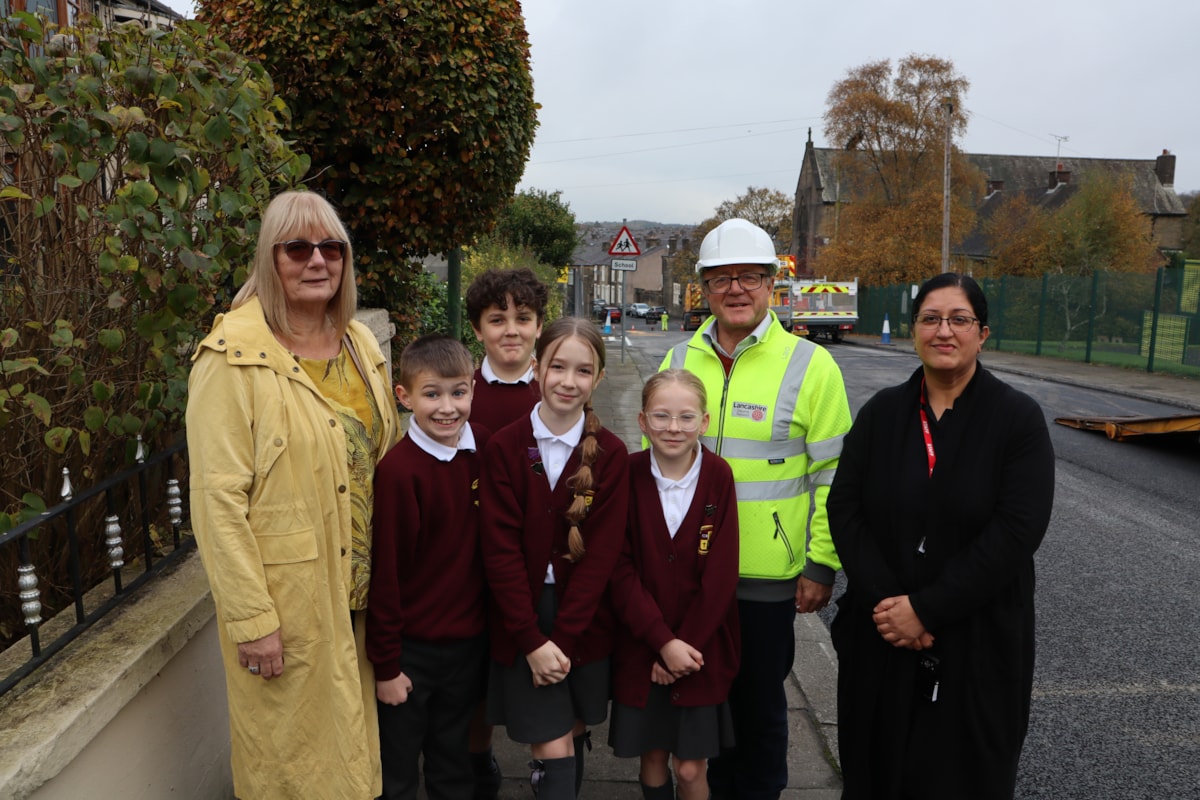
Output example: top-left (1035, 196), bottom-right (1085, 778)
top-left (828, 272), bottom-right (1055, 799)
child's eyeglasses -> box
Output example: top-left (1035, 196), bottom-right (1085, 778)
top-left (276, 239), bottom-right (347, 262)
top-left (646, 412), bottom-right (702, 432)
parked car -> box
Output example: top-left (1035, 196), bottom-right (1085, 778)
top-left (591, 298), bottom-right (606, 315)
top-left (646, 305), bottom-right (667, 320)
top-left (597, 305), bottom-right (621, 323)
top-left (630, 302), bottom-right (650, 318)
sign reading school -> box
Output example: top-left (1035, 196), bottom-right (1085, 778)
top-left (608, 226), bottom-right (641, 256)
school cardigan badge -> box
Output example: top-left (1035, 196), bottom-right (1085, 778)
top-left (527, 447), bottom-right (544, 475)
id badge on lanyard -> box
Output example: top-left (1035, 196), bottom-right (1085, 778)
top-left (918, 377), bottom-right (936, 478)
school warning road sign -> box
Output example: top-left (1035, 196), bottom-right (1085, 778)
top-left (608, 226), bottom-right (641, 256)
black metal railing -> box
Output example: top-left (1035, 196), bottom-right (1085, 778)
top-left (0, 437), bottom-right (191, 697)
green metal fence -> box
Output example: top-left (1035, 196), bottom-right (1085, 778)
top-left (856, 264), bottom-right (1200, 378)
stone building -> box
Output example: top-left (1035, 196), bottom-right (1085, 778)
top-left (791, 129), bottom-right (1188, 274)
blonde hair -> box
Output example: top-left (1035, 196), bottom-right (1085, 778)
top-left (641, 368), bottom-right (708, 412)
top-left (535, 318), bottom-right (607, 563)
top-left (232, 191), bottom-right (357, 338)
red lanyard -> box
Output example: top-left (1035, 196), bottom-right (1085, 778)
top-left (918, 378), bottom-right (936, 478)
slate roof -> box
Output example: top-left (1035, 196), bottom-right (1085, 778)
top-left (804, 147), bottom-right (1185, 218)
top-left (800, 146), bottom-right (1186, 259)
top-left (969, 153), bottom-right (1185, 216)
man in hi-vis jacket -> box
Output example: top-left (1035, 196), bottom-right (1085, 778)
top-left (660, 219), bottom-right (851, 800)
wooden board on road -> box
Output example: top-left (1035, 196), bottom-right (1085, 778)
top-left (1054, 413), bottom-right (1200, 442)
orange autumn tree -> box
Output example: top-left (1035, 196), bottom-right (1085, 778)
top-left (817, 54), bottom-right (979, 284)
top-left (981, 193), bottom-right (1054, 278)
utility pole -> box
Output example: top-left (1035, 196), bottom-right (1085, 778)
top-left (941, 97), bottom-right (954, 274)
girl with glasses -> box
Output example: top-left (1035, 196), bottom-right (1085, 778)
top-left (608, 369), bottom-right (741, 800)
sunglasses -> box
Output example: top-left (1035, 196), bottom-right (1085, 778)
top-left (276, 239), bottom-right (347, 262)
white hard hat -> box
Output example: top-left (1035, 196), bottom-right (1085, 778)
top-left (695, 218), bottom-right (779, 272)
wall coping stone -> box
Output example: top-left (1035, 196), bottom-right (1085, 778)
top-left (0, 551), bottom-right (214, 799)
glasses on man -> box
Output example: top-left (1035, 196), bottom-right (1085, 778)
top-left (914, 313), bottom-right (979, 332)
top-left (703, 272), bottom-right (768, 294)
top-left (276, 239), bottom-right (347, 262)
top-left (645, 412), bottom-right (703, 432)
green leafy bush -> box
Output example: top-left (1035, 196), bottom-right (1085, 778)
top-left (0, 12), bottom-right (307, 531)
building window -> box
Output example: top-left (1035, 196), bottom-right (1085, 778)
top-left (7, 1), bottom-right (75, 25)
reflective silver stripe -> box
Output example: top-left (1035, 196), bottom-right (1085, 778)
top-left (810, 466), bottom-right (837, 487)
top-left (734, 475), bottom-right (808, 502)
top-left (770, 340), bottom-right (816, 441)
top-left (716, 437), bottom-right (807, 461)
top-left (806, 432), bottom-right (845, 463)
top-left (667, 346), bottom-right (688, 370)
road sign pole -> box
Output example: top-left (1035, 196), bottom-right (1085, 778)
top-left (624, 272), bottom-right (633, 367)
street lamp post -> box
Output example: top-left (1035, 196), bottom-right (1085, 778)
top-left (941, 96), bottom-right (953, 274)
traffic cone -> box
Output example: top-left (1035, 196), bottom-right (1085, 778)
top-left (881, 313), bottom-right (891, 344)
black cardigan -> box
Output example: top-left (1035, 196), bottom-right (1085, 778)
top-left (828, 364), bottom-right (1055, 800)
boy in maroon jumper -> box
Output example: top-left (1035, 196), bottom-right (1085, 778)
top-left (464, 267), bottom-right (548, 797)
top-left (368, 335), bottom-right (489, 800)
top-left (465, 268), bottom-right (548, 437)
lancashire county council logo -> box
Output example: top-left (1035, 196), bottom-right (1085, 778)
top-left (732, 401), bottom-right (769, 422)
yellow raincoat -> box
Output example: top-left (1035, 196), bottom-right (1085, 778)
top-left (187, 297), bottom-right (400, 799)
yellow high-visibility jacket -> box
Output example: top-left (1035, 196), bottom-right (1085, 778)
top-left (662, 311), bottom-right (851, 600)
top-left (187, 297), bottom-right (400, 799)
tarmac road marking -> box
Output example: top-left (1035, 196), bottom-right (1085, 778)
top-left (1032, 681), bottom-right (1200, 699)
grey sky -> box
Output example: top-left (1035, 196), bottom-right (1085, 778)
top-left (515, 0), bottom-right (1197, 223)
top-left (163, 0), bottom-right (1197, 225)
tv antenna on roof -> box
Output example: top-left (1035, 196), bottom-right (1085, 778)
top-left (1050, 134), bottom-right (1070, 163)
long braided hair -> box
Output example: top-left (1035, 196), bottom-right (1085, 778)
top-left (534, 318), bottom-right (607, 563)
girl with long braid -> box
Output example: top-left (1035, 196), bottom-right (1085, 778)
top-left (481, 318), bottom-right (630, 799)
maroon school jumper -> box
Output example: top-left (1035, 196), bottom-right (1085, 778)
top-left (367, 424), bottom-right (490, 681)
top-left (480, 416), bottom-right (630, 667)
top-left (610, 447), bottom-right (741, 708)
top-left (470, 367), bottom-right (540, 436)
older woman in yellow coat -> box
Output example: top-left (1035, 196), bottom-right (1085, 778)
top-left (187, 192), bottom-right (401, 799)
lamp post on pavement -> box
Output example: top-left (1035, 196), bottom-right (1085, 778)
top-left (941, 96), bottom-right (953, 274)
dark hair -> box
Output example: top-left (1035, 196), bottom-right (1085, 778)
top-left (465, 268), bottom-right (550, 327)
top-left (912, 273), bottom-right (989, 327)
top-left (398, 334), bottom-right (474, 389)
top-left (535, 318), bottom-right (607, 563)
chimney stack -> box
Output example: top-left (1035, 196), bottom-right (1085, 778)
top-left (1155, 149), bottom-right (1176, 187)
top-left (1048, 164), bottom-right (1070, 190)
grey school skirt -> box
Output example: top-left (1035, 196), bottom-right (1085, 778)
top-left (486, 584), bottom-right (610, 744)
top-left (608, 683), bottom-right (736, 760)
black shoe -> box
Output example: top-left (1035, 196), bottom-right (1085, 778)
top-left (473, 751), bottom-right (502, 800)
